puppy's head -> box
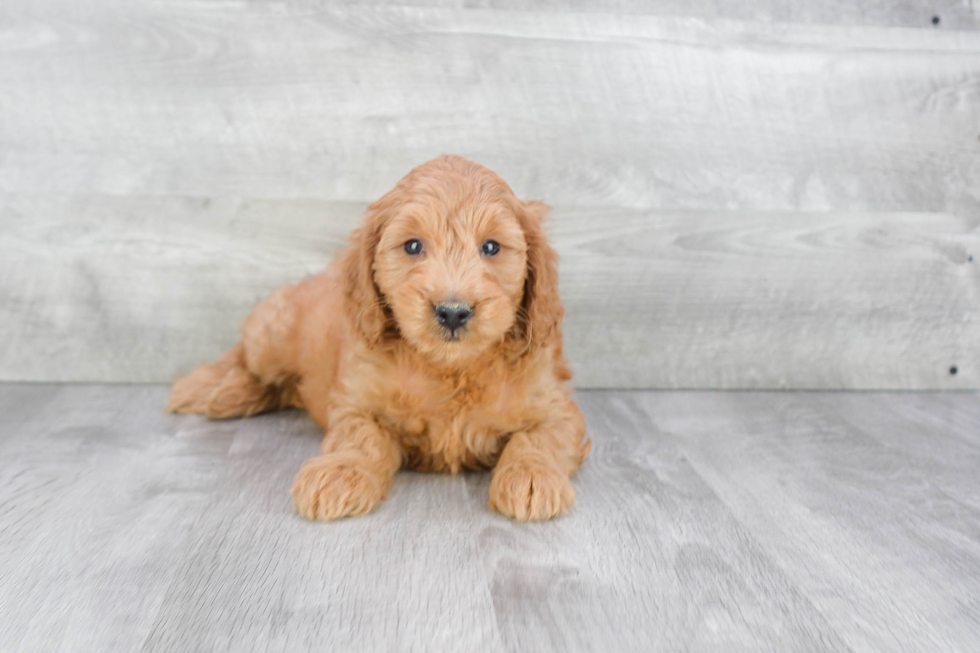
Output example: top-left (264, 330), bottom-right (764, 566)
top-left (342, 155), bottom-right (562, 365)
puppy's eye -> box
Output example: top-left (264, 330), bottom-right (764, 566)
top-left (481, 240), bottom-right (501, 256)
top-left (403, 239), bottom-right (423, 256)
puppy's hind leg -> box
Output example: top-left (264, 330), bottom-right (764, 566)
top-left (166, 343), bottom-right (286, 419)
top-left (167, 286), bottom-right (301, 419)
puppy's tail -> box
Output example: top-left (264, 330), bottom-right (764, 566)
top-left (166, 343), bottom-right (294, 419)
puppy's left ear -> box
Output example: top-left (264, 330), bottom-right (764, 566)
top-left (513, 200), bottom-right (564, 348)
top-left (341, 206), bottom-right (388, 345)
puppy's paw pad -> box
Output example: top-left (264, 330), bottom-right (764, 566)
top-left (489, 459), bottom-right (575, 521)
top-left (291, 456), bottom-right (385, 521)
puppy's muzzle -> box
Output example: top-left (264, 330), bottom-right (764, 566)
top-left (433, 301), bottom-right (473, 334)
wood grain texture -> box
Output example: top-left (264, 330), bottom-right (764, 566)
top-left (1, 194), bottom-right (977, 388)
top-left (466, 0), bottom-right (980, 29)
top-left (1, 4), bottom-right (978, 215)
top-left (0, 194), bottom-right (353, 384)
top-left (557, 207), bottom-right (978, 389)
top-left (6, 0), bottom-right (975, 29)
top-left (3, 0), bottom-right (979, 389)
top-left (635, 391), bottom-right (980, 653)
top-left (2, 384), bottom-right (980, 651)
top-left (807, 393), bottom-right (980, 512)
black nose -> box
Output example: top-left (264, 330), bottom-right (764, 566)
top-left (433, 302), bottom-right (473, 331)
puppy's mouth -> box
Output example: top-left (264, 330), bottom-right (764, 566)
top-left (440, 328), bottom-right (466, 343)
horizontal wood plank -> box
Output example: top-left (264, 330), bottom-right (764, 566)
top-left (8, 0), bottom-right (975, 29)
top-left (466, 0), bottom-right (980, 29)
top-left (1, 194), bottom-right (976, 388)
top-left (0, 5), bottom-right (978, 214)
top-left (5, 0), bottom-right (978, 28)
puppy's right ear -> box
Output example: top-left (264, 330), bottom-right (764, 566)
top-left (512, 200), bottom-right (563, 349)
top-left (341, 206), bottom-right (388, 345)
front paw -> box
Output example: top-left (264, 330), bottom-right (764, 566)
top-left (291, 454), bottom-right (387, 521)
top-left (489, 459), bottom-right (575, 521)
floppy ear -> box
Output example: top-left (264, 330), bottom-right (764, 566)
top-left (341, 206), bottom-right (388, 345)
top-left (513, 200), bottom-right (564, 349)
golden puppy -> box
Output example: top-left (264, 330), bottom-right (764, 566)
top-left (168, 155), bottom-right (590, 521)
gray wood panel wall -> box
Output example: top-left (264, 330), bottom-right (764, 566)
top-left (1, 0), bottom-right (978, 388)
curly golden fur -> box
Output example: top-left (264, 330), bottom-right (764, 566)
top-left (167, 155), bottom-right (590, 521)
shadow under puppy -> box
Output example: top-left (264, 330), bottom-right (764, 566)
top-left (168, 155), bottom-right (590, 521)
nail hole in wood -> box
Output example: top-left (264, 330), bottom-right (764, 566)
top-left (932, 15), bottom-right (941, 25)
top-left (950, 366), bottom-right (958, 376)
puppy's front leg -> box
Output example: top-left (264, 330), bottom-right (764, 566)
top-left (489, 397), bottom-right (589, 521)
top-left (291, 407), bottom-right (402, 521)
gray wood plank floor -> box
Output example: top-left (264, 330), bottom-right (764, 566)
top-left (1, 384), bottom-right (979, 652)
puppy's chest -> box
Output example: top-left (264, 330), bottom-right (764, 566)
top-left (378, 370), bottom-right (532, 473)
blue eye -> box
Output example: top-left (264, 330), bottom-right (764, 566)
top-left (403, 239), bottom-right (423, 256)
top-left (481, 240), bottom-right (501, 256)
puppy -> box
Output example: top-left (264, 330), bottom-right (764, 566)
top-left (168, 155), bottom-right (590, 521)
